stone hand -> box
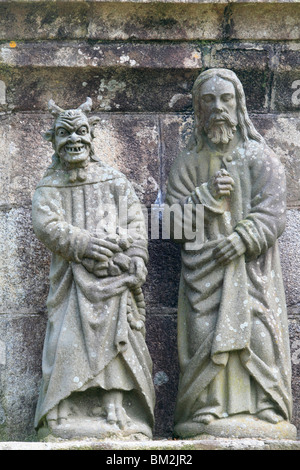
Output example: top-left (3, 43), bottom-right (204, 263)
top-left (81, 257), bottom-right (109, 277)
top-left (128, 257), bottom-right (148, 287)
top-left (213, 232), bottom-right (246, 265)
top-left (207, 169), bottom-right (234, 200)
top-left (84, 236), bottom-right (121, 261)
top-left (113, 252), bottom-right (132, 272)
top-left (106, 253), bottom-right (132, 277)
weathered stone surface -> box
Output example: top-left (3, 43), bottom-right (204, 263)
top-left (0, 207), bottom-right (50, 314)
top-left (0, 114), bottom-right (52, 207)
top-left (230, 3), bottom-right (300, 40)
top-left (273, 44), bottom-right (300, 73)
top-left (252, 115), bottom-right (300, 208)
top-left (0, 314), bottom-right (46, 441)
top-left (146, 314), bottom-right (179, 438)
top-left (144, 239), bottom-right (181, 314)
top-left (0, 68), bottom-right (198, 113)
top-left (1, 1), bottom-right (299, 42)
top-left (272, 72), bottom-right (300, 113)
top-left (278, 210), bottom-right (300, 311)
top-left (0, 42), bottom-right (202, 70)
top-left (270, 44), bottom-right (300, 113)
top-left (0, 2), bottom-right (223, 41)
top-left (160, 114), bottom-right (193, 199)
top-left (93, 114), bottom-right (160, 207)
top-left (88, 3), bottom-right (225, 40)
top-left (2, 42), bottom-right (300, 114)
top-left (1, 436), bottom-right (300, 451)
top-left (289, 318), bottom-right (300, 433)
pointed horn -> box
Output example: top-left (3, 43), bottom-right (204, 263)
top-left (78, 97), bottom-right (93, 113)
top-left (48, 99), bottom-right (65, 117)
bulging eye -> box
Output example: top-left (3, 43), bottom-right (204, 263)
top-left (56, 128), bottom-right (69, 137)
top-left (77, 126), bottom-right (88, 136)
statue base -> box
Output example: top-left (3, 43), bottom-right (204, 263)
top-left (37, 416), bottom-right (152, 442)
top-left (174, 414), bottom-right (297, 440)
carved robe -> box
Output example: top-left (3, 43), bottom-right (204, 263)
top-left (32, 160), bottom-right (155, 434)
top-left (166, 136), bottom-right (292, 429)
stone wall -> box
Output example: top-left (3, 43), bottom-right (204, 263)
top-left (0, 0), bottom-right (299, 440)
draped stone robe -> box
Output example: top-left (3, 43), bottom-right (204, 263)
top-left (32, 160), bottom-right (155, 433)
top-left (165, 135), bottom-right (292, 428)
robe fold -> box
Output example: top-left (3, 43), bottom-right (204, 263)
top-left (32, 161), bottom-right (155, 431)
top-left (165, 136), bottom-right (292, 426)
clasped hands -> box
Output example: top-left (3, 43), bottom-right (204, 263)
top-left (206, 169), bottom-right (246, 265)
top-left (83, 236), bottom-right (147, 285)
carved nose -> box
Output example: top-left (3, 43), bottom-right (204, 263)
top-left (214, 106), bottom-right (223, 113)
top-left (213, 101), bottom-right (223, 112)
top-left (69, 132), bottom-right (80, 143)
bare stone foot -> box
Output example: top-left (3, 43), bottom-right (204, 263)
top-left (46, 399), bottom-right (71, 428)
top-left (46, 405), bottom-right (58, 429)
top-left (192, 412), bottom-right (215, 424)
top-left (102, 390), bottom-right (131, 429)
top-left (257, 409), bottom-right (284, 424)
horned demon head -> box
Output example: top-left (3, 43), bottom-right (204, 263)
top-left (44, 97), bottom-right (100, 168)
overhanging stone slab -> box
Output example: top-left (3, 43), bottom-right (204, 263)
top-left (0, 2), bottom-right (225, 41)
top-left (1, 1), bottom-right (299, 42)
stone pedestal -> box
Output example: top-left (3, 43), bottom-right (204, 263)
top-left (174, 415), bottom-right (297, 440)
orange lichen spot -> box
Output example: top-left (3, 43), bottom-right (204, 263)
top-left (9, 41), bottom-right (17, 48)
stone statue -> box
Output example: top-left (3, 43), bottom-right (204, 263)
top-left (165, 68), bottom-right (296, 439)
top-left (32, 98), bottom-right (155, 440)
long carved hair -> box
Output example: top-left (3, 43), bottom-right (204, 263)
top-left (188, 68), bottom-right (264, 151)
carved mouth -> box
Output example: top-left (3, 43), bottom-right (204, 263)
top-left (65, 144), bottom-right (85, 154)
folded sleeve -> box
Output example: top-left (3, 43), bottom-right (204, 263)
top-left (32, 186), bottom-right (90, 263)
top-left (234, 147), bottom-right (286, 261)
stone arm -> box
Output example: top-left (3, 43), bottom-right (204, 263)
top-left (32, 186), bottom-right (91, 263)
top-left (83, 190), bottom-right (148, 285)
top-left (114, 196), bottom-right (149, 286)
top-left (165, 163), bottom-right (234, 245)
top-left (234, 150), bottom-right (286, 261)
top-left (32, 181), bottom-right (148, 267)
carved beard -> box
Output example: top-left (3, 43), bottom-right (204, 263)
top-left (205, 113), bottom-right (237, 145)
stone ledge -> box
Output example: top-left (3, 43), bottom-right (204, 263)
top-left (0, 437), bottom-right (299, 451)
top-left (2, 0), bottom-right (299, 4)
top-left (2, 41), bottom-right (300, 71)
top-left (0, 42), bottom-right (202, 69)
